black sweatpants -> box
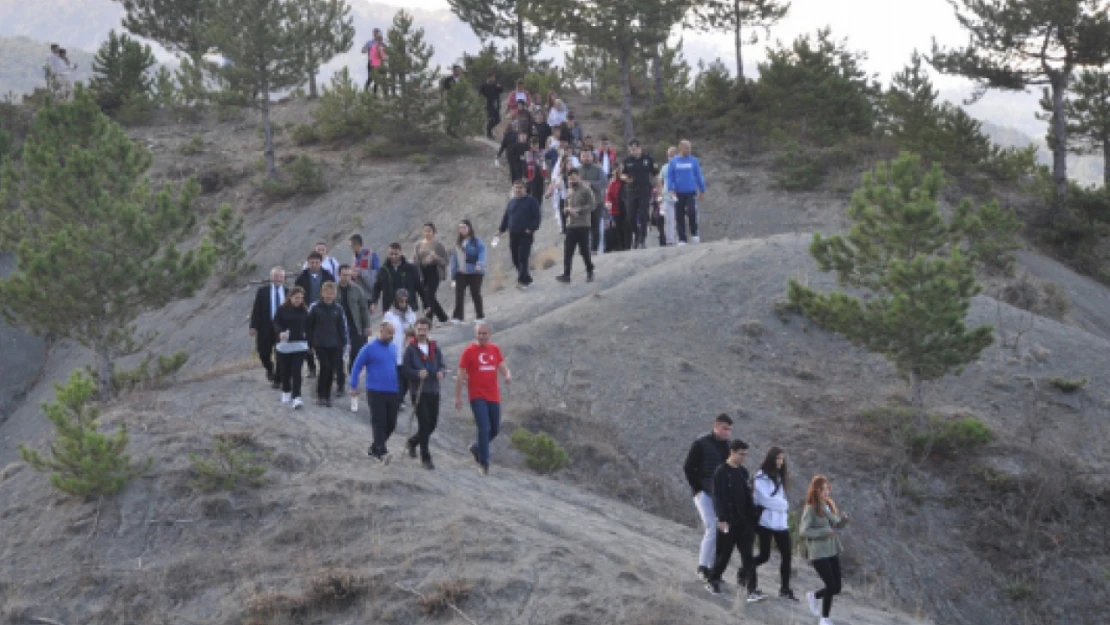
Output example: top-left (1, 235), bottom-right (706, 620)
top-left (754, 526), bottom-right (792, 592)
top-left (611, 215), bottom-right (631, 252)
top-left (406, 393), bottom-right (440, 461)
top-left (368, 390), bottom-right (401, 456)
top-left (590, 209), bottom-right (602, 252)
top-left (675, 192), bottom-right (699, 242)
top-left (710, 529), bottom-right (756, 592)
top-left (563, 227), bottom-right (593, 276)
top-left (421, 265), bottom-right (449, 322)
top-left (316, 346), bottom-right (343, 400)
top-left (529, 176), bottom-right (545, 203)
top-left (627, 192), bottom-right (651, 247)
top-left (453, 273), bottom-right (484, 320)
top-left (509, 233), bottom-right (534, 285)
top-left (486, 106), bottom-right (501, 138)
top-left (812, 555), bottom-right (842, 618)
top-left (277, 351), bottom-right (305, 398)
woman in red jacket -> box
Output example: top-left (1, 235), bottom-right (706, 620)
top-left (606, 165), bottom-right (631, 252)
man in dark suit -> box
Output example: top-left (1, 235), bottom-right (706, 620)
top-left (295, 251), bottom-right (336, 378)
top-left (249, 266), bottom-right (288, 388)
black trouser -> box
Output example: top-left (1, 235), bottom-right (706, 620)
top-left (612, 213), bottom-right (632, 251)
top-left (396, 365), bottom-right (409, 403)
top-left (509, 233), bottom-right (534, 285)
top-left (812, 556), bottom-right (842, 618)
top-left (347, 334), bottom-right (367, 376)
top-left (654, 213), bottom-right (667, 247)
top-left (529, 176), bottom-right (545, 203)
top-left (276, 351), bottom-right (305, 398)
top-left (557, 197), bottom-right (567, 233)
top-left (710, 528), bottom-right (756, 592)
top-left (509, 162), bottom-right (523, 185)
top-left (627, 192), bottom-right (651, 247)
top-left (486, 106), bottom-right (501, 138)
top-left (315, 346), bottom-right (343, 399)
top-left (421, 265), bottom-right (449, 322)
top-left (453, 273), bottom-right (484, 320)
top-left (563, 227), bottom-right (593, 276)
top-left (590, 209), bottom-right (603, 252)
top-left (368, 390), bottom-right (401, 455)
top-left (753, 526), bottom-right (792, 592)
top-left (407, 393), bottom-right (440, 461)
top-left (305, 342), bottom-right (317, 375)
top-left (675, 192), bottom-right (699, 242)
top-left (255, 328), bottom-right (277, 379)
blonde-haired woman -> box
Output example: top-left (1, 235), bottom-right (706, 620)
top-left (800, 475), bottom-right (850, 625)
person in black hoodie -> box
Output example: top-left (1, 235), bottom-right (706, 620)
top-left (506, 128), bottom-right (530, 186)
top-left (306, 281), bottom-right (348, 408)
top-left (496, 121), bottom-right (520, 174)
top-left (402, 318), bottom-right (446, 470)
top-left (497, 179), bottom-right (542, 289)
top-left (706, 438), bottom-right (766, 603)
top-left (683, 413), bottom-right (733, 582)
top-left (295, 251), bottom-right (336, 378)
top-left (273, 286), bottom-right (310, 409)
top-left (478, 72), bottom-right (503, 139)
top-left (371, 243), bottom-right (425, 315)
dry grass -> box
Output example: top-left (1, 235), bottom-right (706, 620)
top-left (182, 357), bottom-right (257, 384)
top-left (0, 462), bottom-right (25, 483)
top-left (245, 569), bottom-right (369, 625)
top-left (416, 579), bottom-right (473, 616)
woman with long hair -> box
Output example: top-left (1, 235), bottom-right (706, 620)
top-left (273, 286), bottom-right (310, 409)
top-left (450, 219), bottom-right (486, 324)
top-left (752, 447), bottom-right (796, 601)
top-left (413, 223), bottom-right (450, 324)
top-left (800, 475), bottom-right (851, 625)
top-left (605, 165), bottom-right (630, 251)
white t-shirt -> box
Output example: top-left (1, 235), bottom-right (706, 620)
top-left (382, 308), bottom-right (417, 365)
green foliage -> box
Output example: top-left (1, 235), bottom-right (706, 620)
top-left (510, 428), bottom-right (569, 474)
top-left (1046, 376), bottom-right (1088, 393)
top-left (310, 67), bottom-right (377, 141)
top-left (772, 142), bottom-right (855, 191)
top-left (442, 77), bottom-right (485, 138)
top-left (90, 30), bottom-right (157, 119)
top-left (151, 66), bottom-right (178, 110)
top-left (1068, 181), bottom-right (1110, 226)
top-left (188, 433), bottom-right (268, 491)
top-left (446, 0), bottom-right (545, 67)
top-left (101, 350), bottom-right (189, 393)
top-left (687, 0), bottom-right (790, 78)
top-left (861, 405), bottom-right (993, 458)
top-left (294, 0), bottom-right (355, 98)
top-left (788, 153), bottom-right (994, 412)
top-left (379, 10), bottom-right (443, 145)
top-left (19, 371), bottom-right (151, 498)
top-left (0, 88), bottom-right (216, 399)
top-left (261, 155), bottom-right (326, 197)
top-left (291, 123), bottom-right (319, 146)
top-left (1062, 70), bottom-right (1110, 187)
top-left (952, 198), bottom-right (1024, 274)
top-left (409, 153), bottom-right (429, 165)
top-left (1004, 582), bottom-right (1032, 602)
top-left (179, 135), bottom-right (205, 155)
top-left (205, 204), bottom-right (248, 277)
top-left (118, 0), bottom-right (215, 61)
top-left (461, 43), bottom-right (527, 90)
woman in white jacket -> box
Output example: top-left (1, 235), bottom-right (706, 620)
top-left (752, 446), bottom-right (797, 601)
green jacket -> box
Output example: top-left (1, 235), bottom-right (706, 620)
top-left (799, 504), bottom-right (849, 561)
top-left (337, 283), bottom-right (370, 339)
top-left (564, 182), bottom-right (596, 229)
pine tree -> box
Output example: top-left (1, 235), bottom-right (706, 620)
top-left (688, 0), bottom-right (790, 80)
top-left (0, 88), bottom-right (216, 400)
top-left (931, 0), bottom-right (1110, 220)
top-left (295, 0), bottom-right (355, 99)
top-left (19, 371), bottom-right (151, 498)
top-left (787, 153), bottom-right (994, 418)
top-left (206, 204), bottom-right (247, 277)
top-left (446, 0), bottom-right (545, 68)
top-left (209, 0), bottom-right (310, 180)
top-left (884, 52), bottom-right (943, 163)
top-left (380, 10), bottom-right (442, 145)
top-left (442, 77), bottom-right (486, 138)
top-left (1063, 70), bottom-right (1110, 187)
top-left (89, 30), bottom-right (157, 116)
top-left (311, 67), bottom-right (378, 140)
top-left (115, 0), bottom-right (214, 62)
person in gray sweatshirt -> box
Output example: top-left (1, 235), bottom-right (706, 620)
top-left (401, 318), bottom-right (446, 469)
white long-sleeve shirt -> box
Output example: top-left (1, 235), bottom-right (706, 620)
top-left (382, 307), bottom-right (417, 365)
top-left (752, 470), bottom-right (791, 531)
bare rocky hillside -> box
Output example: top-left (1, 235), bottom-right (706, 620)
top-left (2, 96), bottom-right (1107, 625)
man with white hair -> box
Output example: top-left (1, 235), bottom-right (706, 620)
top-left (249, 267), bottom-right (287, 387)
top-left (667, 139), bottom-right (707, 245)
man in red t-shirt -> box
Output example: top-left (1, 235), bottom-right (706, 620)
top-left (455, 322), bottom-right (511, 475)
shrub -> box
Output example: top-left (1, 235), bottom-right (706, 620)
top-left (417, 579), bottom-right (472, 616)
top-left (510, 428), bottom-right (569, 473)
top-left (773, 142), bottom-right (829, 190)
top-left (313, 68), bottom-right (378, 141)
top-left (90, 30), bottom-right (156, 118)
top-left (189, 433), bottom-right (269, 491)
top-left (409, 153), bottom-right (429, 165)
top-left (1046, 376), bottom-right (1088, 393)
top-left (442, 77), bottom-right (486, 138)
top-left (179, 135), bottom-right (205, 155)
top-left (953, 198), bottom-right (1024, 275)
top-left (100, 350), bottom-right (189, 394)
top-left (19, 371), bottom-right (151, 498)
top-left (262, 155), bottom-right (327, 198)
top-left (861, 405), bottom-right (992, 458)
top-left (205, 204), bottom-right (248, 279)
top-left (291, 123), bottom-right (319, 146)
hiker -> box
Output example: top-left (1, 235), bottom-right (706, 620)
top-left (596, 135), bottom-right (617, 177)
top-left (350, 321), bottom-right (401, 464)
top-left (337, 264), bottom-right (371, 410)
top-left (667, 139), bottom-right (707, 245)
top-left (547, 98), bottom-right (568, 127)
top-left (497, 179), bottom-right (542, 289)
top-left (523, 135), bottom-right (548, 203)
top-left (683, 413), bottom-right (733, 583)
top-left (382, 288), bottom-right (418, 407)
top-left (621, 139), bottom-right (658, 249)
top-left (800, 475), bottom-right (851, 625)
top-left (273, 286), bottom-right (310, 409)
top-left (402, 318), bottom-right (445, 470)
top-left (303, 241), bottom-right (340, 284)
top-left (455, 322), bottom-right (511, 476)
top-left (495, 121), bottom-right (520, 170)
top-left (249, 266), bottom-right (287, 388)
top-left (479, 72), bottom-right (503, 139)
top-left (546, 144), bottom-right (581, 234)
top-left (578, 150), bottom-right (608, 254)
top-left (706, 439), bottom-right (766, 603)
top-left (413, 224), bottom-right (450, 325)
top-left (450, 219), bottom-right (486, 324)
top-left (306, 281), bottom-right (348, 408)
top-left (349, 234), bottom-right (380, 300)
top-left (361, 28), bottom-right (387, 94)
top-left (441, 64), bottom-right (463, 91)
top-left (506, 79), bottom-right (531, 120)
top-left (659, 146), bottom-right (678, 246)
top-left (370, 243), bottom-right (424, 316)
top-left (506, 128), bottom-right (530, 185)
top-left (534, 111), bottom-right (553, 154)
top-left (556, 168), bottom-right (595, 284)
top-left (51, 48), bottom-right (78, 97)
top-left (752, 446), bottom-right (797, 601)
top-left (566, 115), bottom-right (584, 147)
top-left (650, 186), bottom-right (667, 248)
top-left (295, 251), bottom-right (336, 378)
top-left (605, 166), bottom-right (630, 252)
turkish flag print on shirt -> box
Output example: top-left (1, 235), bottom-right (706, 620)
top-left (459, 343), bottom-right (504, 403)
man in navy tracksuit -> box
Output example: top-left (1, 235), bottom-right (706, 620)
top-left (497, 179), bottom-right (542, 289)
top-left (350, 321), bottom-right (401, 464)
top-left (666, 139), bottom-right (707, 245)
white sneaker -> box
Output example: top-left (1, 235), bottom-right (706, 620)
top-left (292, 397), bottom-right (304, 409)
top-left (450, 318), bottom-right (462, 325)
top-left (807, 592), bottom-right (821, 617)
top-left (819, 619), bottom-right (834, 625)
top-left (475, 318), bottom-right (486, 324)
top-left (350, 396), bottom-right (359, 412)
top-left (678, 241), bottom-right (687, 246)
top-left (281, 392), bottom-right (291, 404)
top-left (692, 235), bottom-right (700, 244)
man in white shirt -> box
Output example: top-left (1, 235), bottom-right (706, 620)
top-left (382, 288), bottom-right (418, 408)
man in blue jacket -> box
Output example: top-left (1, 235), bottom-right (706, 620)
top-left (666, 139), bottom-right (707, 245)
top-left (350, 321), bottom-right (400, 464)
top-left (497, 179), bottom-right (542, 289)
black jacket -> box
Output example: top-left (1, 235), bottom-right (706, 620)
top-left (272, 305), bottom-right (309, 343)
top-left (683, 433), bottom-right (729, 495)
top-left (306, 300), bottom-right (348, 349)
top-left (499, 195), bottom-right (542, 234)
top-left (497, 127), bottom-right (518, 158)
top-left (371, 258), bottom-right (425, 312)
top-left (402, 339), bottom-right (446, 395)
top-left (250, 283), bottom-right (288, 333)
top-left (712, 463), bottom-right (755, 533)
top-left (294, 268), bottom-right (336, 306)
top-left (479, 82), bottom-right (502, 111)
top-left (506, 141), bottom-right (529, 176)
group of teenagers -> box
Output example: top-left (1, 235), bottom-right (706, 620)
top-left (685, 413), bottom-right (849, 625)
top-left (248, 231), bottom-right (509, 473)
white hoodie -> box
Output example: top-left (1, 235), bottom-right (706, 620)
top-left (752, 470), bottom-right (790, 531)
top-left (382, 307), bottom-right (417, 365)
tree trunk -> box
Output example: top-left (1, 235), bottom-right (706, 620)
top-left (516, 8), bottom-right (527, 68)
top-left (262, 87), bottom-right (276, 181)
top-left (618, 47), bottom-right (634, 144)
top-left (1103, 138), bottom-right (1110, 189)
top-left (733, 0), bottom-right (744, 81)
top-left (1050, 74), bottom-right (1070, 219)
top-left (308, 70), bottom-right (318, 99)
top-left (95, 342), bottom-right (113, 401)
top-left (652, 44), bottom-right (665, 107)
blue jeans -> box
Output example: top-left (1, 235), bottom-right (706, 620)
top-left (470, 399), bottom-right (502, 467)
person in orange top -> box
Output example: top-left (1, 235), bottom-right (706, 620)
top-left (455, 322), bottom-right (511, 475)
